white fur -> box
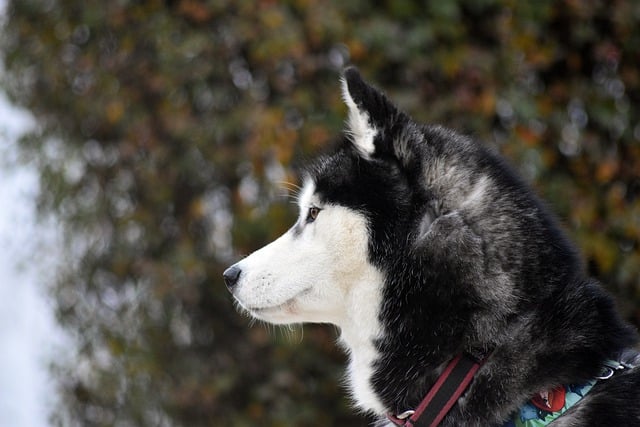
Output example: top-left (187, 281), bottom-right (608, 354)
top-left (339, 282), bottom-right (387, 414)
top-left (231, 179), bottom-right (387, 413)
top-left (461, 175), bottom-right (491, 209)
top-left (341, 77), bottom-right (378, 158)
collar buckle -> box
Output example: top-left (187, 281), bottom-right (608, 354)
top-left (387, 409), bottom-right (415, 426)
top-left (595, 359), bottom-right (632, 380)
top-left (396, 410), bottom-right (415, 419)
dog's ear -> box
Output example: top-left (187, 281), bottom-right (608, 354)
top-left (341, 67), bottom-right (410, 161)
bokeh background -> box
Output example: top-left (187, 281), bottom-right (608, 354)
top-left (1, 1), bottom-right (639, 426)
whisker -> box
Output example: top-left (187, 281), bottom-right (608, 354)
top-left (276, 181), bottom-right (303, 198)
top-left (276, 180), bottom-right (302, 191)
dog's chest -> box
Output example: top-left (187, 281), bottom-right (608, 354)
top-left (339, 326), bottom-right (387, 415)
top-left (347, 349), bottom-right (386, 414)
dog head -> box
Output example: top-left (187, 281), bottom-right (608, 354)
top-left (223, 68), bottom-right (416, 326)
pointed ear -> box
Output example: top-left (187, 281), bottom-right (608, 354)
top-left (341, 67), bottom-right (406, 159)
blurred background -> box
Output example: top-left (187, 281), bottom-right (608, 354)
top-left (1, 0), bottom-right (639, 426)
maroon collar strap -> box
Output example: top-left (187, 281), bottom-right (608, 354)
top-left (387, 353), bottom-right (486, 427)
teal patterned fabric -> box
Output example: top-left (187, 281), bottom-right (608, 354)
top-left (502, 380), bottom-right (596, 427)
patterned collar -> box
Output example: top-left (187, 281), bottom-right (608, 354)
top-left (502, 380), bottom-right (596, 427)
top-left (503, 359), bottom-right (631, 427)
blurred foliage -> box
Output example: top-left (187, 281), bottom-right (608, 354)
top-left (1, 0), bottom-right (640, 425)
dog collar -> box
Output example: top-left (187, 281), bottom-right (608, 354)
top-left (501, 381), bottom-right (596, 427)
top-left (387, 352), bottom-right (486, 427)
top-left (502, 359), bottom-right (632, 427)
top-left (388, 357), bottom-right (630, 427)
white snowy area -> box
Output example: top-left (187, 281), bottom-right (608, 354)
top-left (0, 2), bottom-right (66, 423)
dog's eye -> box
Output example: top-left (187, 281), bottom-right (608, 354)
top-left (307, 206), bottom-right (321, 223)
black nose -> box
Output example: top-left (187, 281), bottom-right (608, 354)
top-left (223, 265), bottom-right (242, 290)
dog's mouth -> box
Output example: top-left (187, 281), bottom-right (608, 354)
top-left (242, 287), bottom-right (313, 316)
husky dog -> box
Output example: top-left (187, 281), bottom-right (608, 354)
top-left (224, 68), bottom-right (640, 426)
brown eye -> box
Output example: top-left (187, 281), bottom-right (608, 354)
top-left (307, 206), bottom-right (321, 223)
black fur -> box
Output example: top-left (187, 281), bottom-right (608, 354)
top-left (307, 68), bottom-right (640, 426)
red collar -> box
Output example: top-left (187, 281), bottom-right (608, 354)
top-left (387, 352), bottom-right (487, 427)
